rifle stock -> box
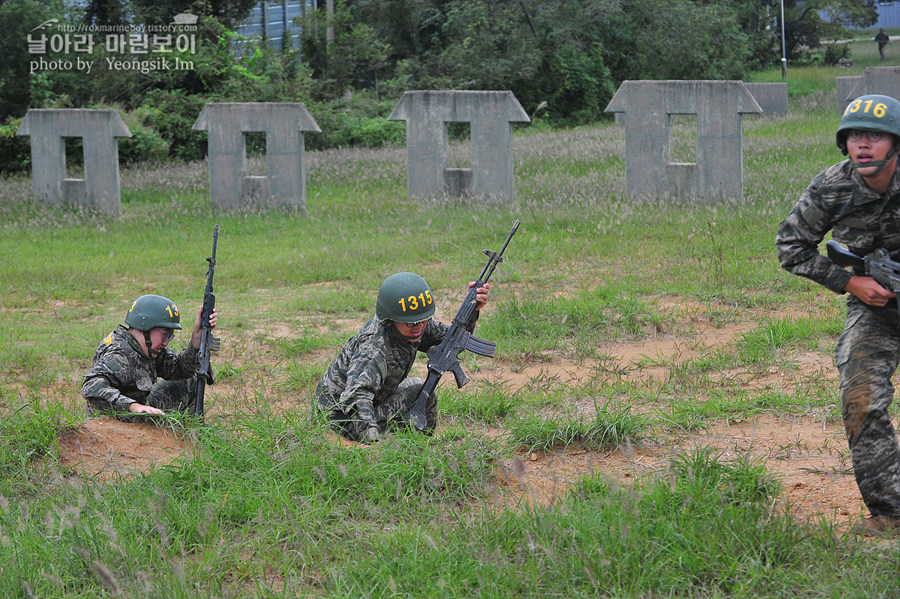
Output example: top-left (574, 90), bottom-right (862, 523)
top-left (194, 224), bottom-right (219, 417)
top-left (825, 240), bottom-right (865, 270)
top-left (405, 220), bottom-right (519, 432)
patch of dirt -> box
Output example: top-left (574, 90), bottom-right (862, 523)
top-left (58, 418), bottom-right (193, 480)
top-left (495, 413), bottom-right (861, 530)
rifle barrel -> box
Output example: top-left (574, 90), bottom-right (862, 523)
top-left (479, 220), bottom-right (520, 284)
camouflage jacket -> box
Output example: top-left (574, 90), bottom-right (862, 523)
top-left (81, 325), bottom-right (200, 412)
top-left (776, 159), bottom-right (900, 294)
top-left (315, 317), bottom-right (453, 428)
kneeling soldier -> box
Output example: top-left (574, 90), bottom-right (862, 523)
top-left (313, 272), bottom-right (489, 443)
top-left (81, 294), bottom-right (218, 416)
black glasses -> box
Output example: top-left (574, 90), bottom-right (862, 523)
top-left (154, 327), bottom-right (175, 342)
top-left (400, 318), bottom-right (430, 328)
top-left (847, 130), bottom-right (885, 143)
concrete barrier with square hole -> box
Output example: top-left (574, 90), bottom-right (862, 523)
top-left (192, 102), bottom-right (320, 212)
top-left (605, 80), bottom-right (762, 200)
top-left (389, 91), bottom-right (530, 202)
top-left (16, 109), bottom-right (132, 215)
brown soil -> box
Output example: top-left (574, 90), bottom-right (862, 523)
top-left (54, 295), bottom-right (872, 534)
top-left (58, 418), bottom-right (195, 480)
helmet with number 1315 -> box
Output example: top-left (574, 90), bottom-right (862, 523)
top-left (375, 272), bottom-right (436, 323)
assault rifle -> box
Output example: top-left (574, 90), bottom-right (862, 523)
top-left (826, 240), bottom-right (900, 299)
top-left (406, 220), bottom-right (520, 432)
top-left (194, 224), bottom-right (220, 417)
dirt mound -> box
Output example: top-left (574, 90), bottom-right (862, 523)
top-left (58, 417), bottom-right (193, 479)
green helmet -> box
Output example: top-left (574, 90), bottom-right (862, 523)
top-left (375, 272), bottom-right (436, 323)
top-left (837, 94), bottom-right (900, 155)
top-left (124, 294), bottom-right (182, 331)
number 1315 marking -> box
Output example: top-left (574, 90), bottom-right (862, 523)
top-left (397, 291), bottom-right (432, 312)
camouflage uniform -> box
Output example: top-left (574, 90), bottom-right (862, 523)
top-left (777, 159), bottom-right (900, 518)
top-left (313, 317), bottom-right (457, 441)
top-left (81, 325), bottom-right (200, 415)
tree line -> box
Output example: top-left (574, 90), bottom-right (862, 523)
top-left (0, 0), bottom-right (879, 171)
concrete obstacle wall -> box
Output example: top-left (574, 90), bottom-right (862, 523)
top-left (18, 82), bottom-right (784, 211)
top-left (842, 67), bottom-right (900, 110)
top-left (743, 82), bottom-right (788, 117)
top-left (16, 109), bottom-right (132, 215)
top-left (615, 81), bottom-right (785, 125)
top-left (605, 80), bottom-right (762, 200)
top-left (836, 76), bottom-right (861, 113)
top-left (389, 91), bottom-right (530, 201)
top-left (192, 102), bottom-right (320, 211)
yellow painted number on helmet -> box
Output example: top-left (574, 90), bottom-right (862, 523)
top-left (397, 291), bottom-right (433, 312)
top-left (846, 99), bottom-right (888, 118)
top-left (165, 304), bottom-right (179, 318)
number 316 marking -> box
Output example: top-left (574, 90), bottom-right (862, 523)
top-left (846, 99), bottom-right (887, 118)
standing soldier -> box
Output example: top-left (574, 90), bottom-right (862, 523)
top-left (876, 28), bottom-right (890, 61)
top-left (313, 272), bottom-right (489, 443)
top-left (82, 294), bottom-right (218, 416)
top-left (776, 94), bottom-right (900, 535)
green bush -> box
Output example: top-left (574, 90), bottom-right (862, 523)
top-left (305, 96), bottom-right (405, 150)
top-left (136, 91), bottom-right (209, 162)
top-left (824, 43), bottom-right (851, 66)
top-left (117, 118), bottom-right (170, 165)
top-left (0, 116), bottom-right (29, 174)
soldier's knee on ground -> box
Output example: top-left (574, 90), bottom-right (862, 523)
top-left (425, 389), bottom-right (439, 432)
top-left (146, 377), bottom-right (197, 412)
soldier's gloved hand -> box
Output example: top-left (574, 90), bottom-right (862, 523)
top-left (364, 426), bottom-right (382, 444)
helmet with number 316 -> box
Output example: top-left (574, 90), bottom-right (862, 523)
top-left (837, 94), bottom-right (900, 155)
top-left (124, 294), bottom-right (182, 331)
top-left (375, 272), bottom-right (436, 323)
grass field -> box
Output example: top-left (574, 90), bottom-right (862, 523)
top-left (2, 40), bottom-right (900, 598)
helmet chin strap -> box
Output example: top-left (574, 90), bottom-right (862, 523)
top-left (141, 329), bottom-right (159, 359)
top-left (849, 146), bottom-right (900, 177)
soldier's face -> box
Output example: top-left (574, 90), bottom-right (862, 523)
top-left (848, 131), bottom-right (896, 177)
top-left (393, 319), bottom-right (428, 342)
top-left (149, 327), bottom-right (174, 352)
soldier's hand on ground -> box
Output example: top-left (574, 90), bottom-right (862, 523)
top-left (364, 426), bottom-right (383, 444)
top-left (128, 402), bottom-right (165, 415)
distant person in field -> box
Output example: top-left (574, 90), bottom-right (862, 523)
top-left (312, 272), bottom-right (489, 444)
top-left (777, 94), bottom-right (900, 536)
top-left (876, 28), bottom-right (890, 60)
top-left (81, 294), bottom-right (218, 416)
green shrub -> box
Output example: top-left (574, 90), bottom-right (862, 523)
top-left (0, 116), bottom-right (29, 174)
top-left (136, 91), bottom-right (208, 161)
top-left (113, 109), bottom-right (170, 165)
top-left (119, 122), bottom-right (169, 164)
top-left (824, 43), bottom-right (851, 66)
top-left (305, 97), bottom-right (405, 150)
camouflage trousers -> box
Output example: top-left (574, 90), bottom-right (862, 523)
top-left (836, 297), bottom-right (900, 518)
top-left (86, 376), bottom-right (199, 418)
top-left (313, 377), bottom-right (438, 442)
